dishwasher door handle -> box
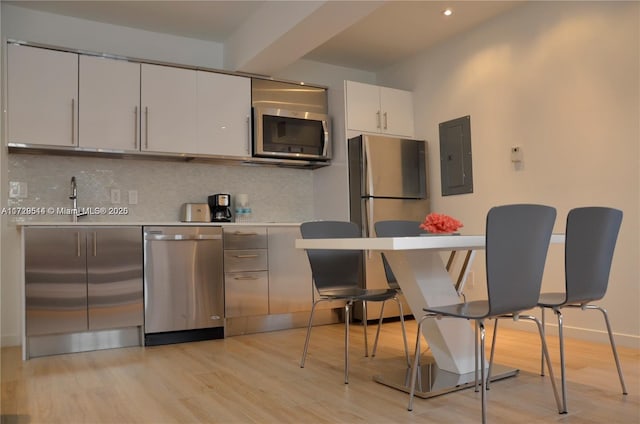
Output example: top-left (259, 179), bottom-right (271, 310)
top-left (144, 234), bottom-right (222, 241)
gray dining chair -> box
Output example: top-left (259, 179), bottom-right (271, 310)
top-left (537, 206), bottom-right (627, 413)
top-left (373, 220), bottom-right (424, 365)
top-left (300, 221), bottom-right (403, 384)
top-left (407, 204), bottom-right (563, 423)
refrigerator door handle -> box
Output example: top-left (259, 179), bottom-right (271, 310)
top-left (363, 137), bottom-right (375, 197)
top-left (364, 199), bottom-right (374, 259)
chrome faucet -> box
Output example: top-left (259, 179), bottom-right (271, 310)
top-left (69, 176), bottom-right (87, 222)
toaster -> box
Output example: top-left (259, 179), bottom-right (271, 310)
top-left (181, 203), bottom-right (211, 222)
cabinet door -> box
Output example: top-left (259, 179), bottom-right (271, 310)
top-left (345, 80), bottom-right (381, 133)
top-left (380, 86), bottom-right (414, 137)
top-left (141, 63), bottom-right (197, 154)
top-left (267, 227), bottom-right (313, 314)
top-left (225, 271), bottom-right (269, 317)
top-left (86, 227), bottom-right (143, 330)
top-left (79, 56), bottom-right (141, 151)
top-left (25, 228), bottom-right (88, 336)
top-left (197, 71), bottom-right (251, 157)
top-left (8, 44), bottom-right (78, 147)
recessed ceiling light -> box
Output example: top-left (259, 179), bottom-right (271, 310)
top-left (443, 8), bottom-right (453, 17)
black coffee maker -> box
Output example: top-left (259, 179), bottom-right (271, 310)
top-left (208, 194), bottom-right (232, 222)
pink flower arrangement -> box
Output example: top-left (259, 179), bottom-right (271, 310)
top-left (420, 213), bottom-right (463, 234)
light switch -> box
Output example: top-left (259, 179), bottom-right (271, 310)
top-left (128, 190), bottom-right (138, 205)
top-left (9, 181), bottom-right (28, 198)
top-left (110, 189), bottom-right (121, 204)
top-left (511, 146), bottom-right (523, 162)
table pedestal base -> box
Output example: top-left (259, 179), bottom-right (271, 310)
top-left (373, 356), bottom-right (519, 399)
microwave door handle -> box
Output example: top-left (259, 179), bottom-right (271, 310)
top-left (322, 119), bottom-right (330, 157)
top-left (246, 115), bottom-right (251, 156)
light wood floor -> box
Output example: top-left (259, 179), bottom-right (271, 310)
top-left (1, 321), bottom-right (638, 423)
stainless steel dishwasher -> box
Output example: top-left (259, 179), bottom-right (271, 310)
top-left (144, 226), bottom-right (224, 345)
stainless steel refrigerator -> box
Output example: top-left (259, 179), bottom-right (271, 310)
top-left (348, 134), bottom-right (430, 321)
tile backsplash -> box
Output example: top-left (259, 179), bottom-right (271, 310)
top-left (7, 154), bottom-right (315, 223)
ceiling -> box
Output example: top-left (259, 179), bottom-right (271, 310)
top-left (6, 1), bottom-right (525, 73)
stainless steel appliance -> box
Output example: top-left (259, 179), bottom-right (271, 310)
top-left (144, 226), bottom-right (224, 345)
top-left (348, 134), bottom-right (429, 321)
top-left (181, 203), bottom-right (211, 222)
top-left (208, 194), bottom-right (232, 222)
top-left (25, 226), bottom-right (143, 358)
top-left (252, 78), bottom-right (331, 162)
top-left (253, 107), bottom-right (331, 161)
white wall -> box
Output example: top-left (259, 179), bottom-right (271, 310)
top-left (378, 1), bottom-right (639, 347)
top-left (2, 4), bottom-right (224, 68)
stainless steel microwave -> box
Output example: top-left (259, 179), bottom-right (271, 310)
top-left (253, 107), bottom-right (331, 161)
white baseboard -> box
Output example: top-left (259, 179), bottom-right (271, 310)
top-left (493, 320), bottom-right (640, 349)
top-left (1, 333), bottom-right (21, 347)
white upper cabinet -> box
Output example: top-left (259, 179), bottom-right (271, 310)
top-left (8, 44), bottom-right (79, 147)
top-left (79, 56), bottom-right (141, 151)
top-left (379, 86), bottom-right (414, 137)
top-left (196, 71), bottom-right (251, 157)
top-left (141, 63), bottom-right (198, 154)
top-left (345, 80), bottom-right (415, 138)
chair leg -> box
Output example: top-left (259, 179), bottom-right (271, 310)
top-left (397, 297), bottom-right (410, 367)
top-left (301, 300), bottom-right (320, 368)
top-left (362, 301), bottom-right (369, 357)
top-left (486, 319), bottom-right (499, 390)
top-left (554, 309), bottom-right (568, 413)
top-left (475, 321), bottom-right (479, 392)
top-left (586, 305), bottom-right (628, 395)
top-left (408, 315), bottom-right (427, 411)
top-left (540, 306), bottom-right (546, 376)
top-left (371, 299), bottom-right (387, 358)
top-left (479, 320), bottom-right (487, 424)
top-left (522, 314), bottom-right (564, 414)
top-left (344, 301), bottom-right (352, 384)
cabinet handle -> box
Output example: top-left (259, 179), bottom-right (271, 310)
top-left (71, 99), bottom-right (76, 145)
top-left (92, 232), bottom-right (97, 257)
top-left (233, 231), bottom-right (258, 236)
top-left (134, 106), bottom-right (139, 148)
top-left (232, 254), bottom-right (259, 259)
top-left (246, 115), bottom-right (252, 155)
top-left (383, 112), bottom-right (388, 130)
top-left (76, 232), bottom-right (81, 257)
top-left (144, 106), bottom-right (149, 149)
top-left (234, 276), bottom-right (259, 280)
top-left (376, 110), bottom-right (381, 129)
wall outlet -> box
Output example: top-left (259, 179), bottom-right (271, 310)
top-left (9, 181), bottom-right (28, 198)
top-left (128, 190), bottom-right (138, 205)
top-left (110, 188), bottom-right (121, 204)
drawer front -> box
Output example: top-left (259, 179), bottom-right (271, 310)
top-left (224, 249), bottom-right (268, 272)
top-left (225, 271), bottom-right (269, 317)
top-left (223, 227), bottom-right (267, 249)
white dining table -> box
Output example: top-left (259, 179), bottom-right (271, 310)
top-left (295, 233), bottom-right (565, 397)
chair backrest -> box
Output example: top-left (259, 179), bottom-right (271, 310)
top-left (300, 221), bottom-right (363, 290)
top-left (374, 220), bottom-right (424, 287)
top-left (485, 204), bottom-right (556, 316)
top-left (564, 207), bottom-right (623, 304)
